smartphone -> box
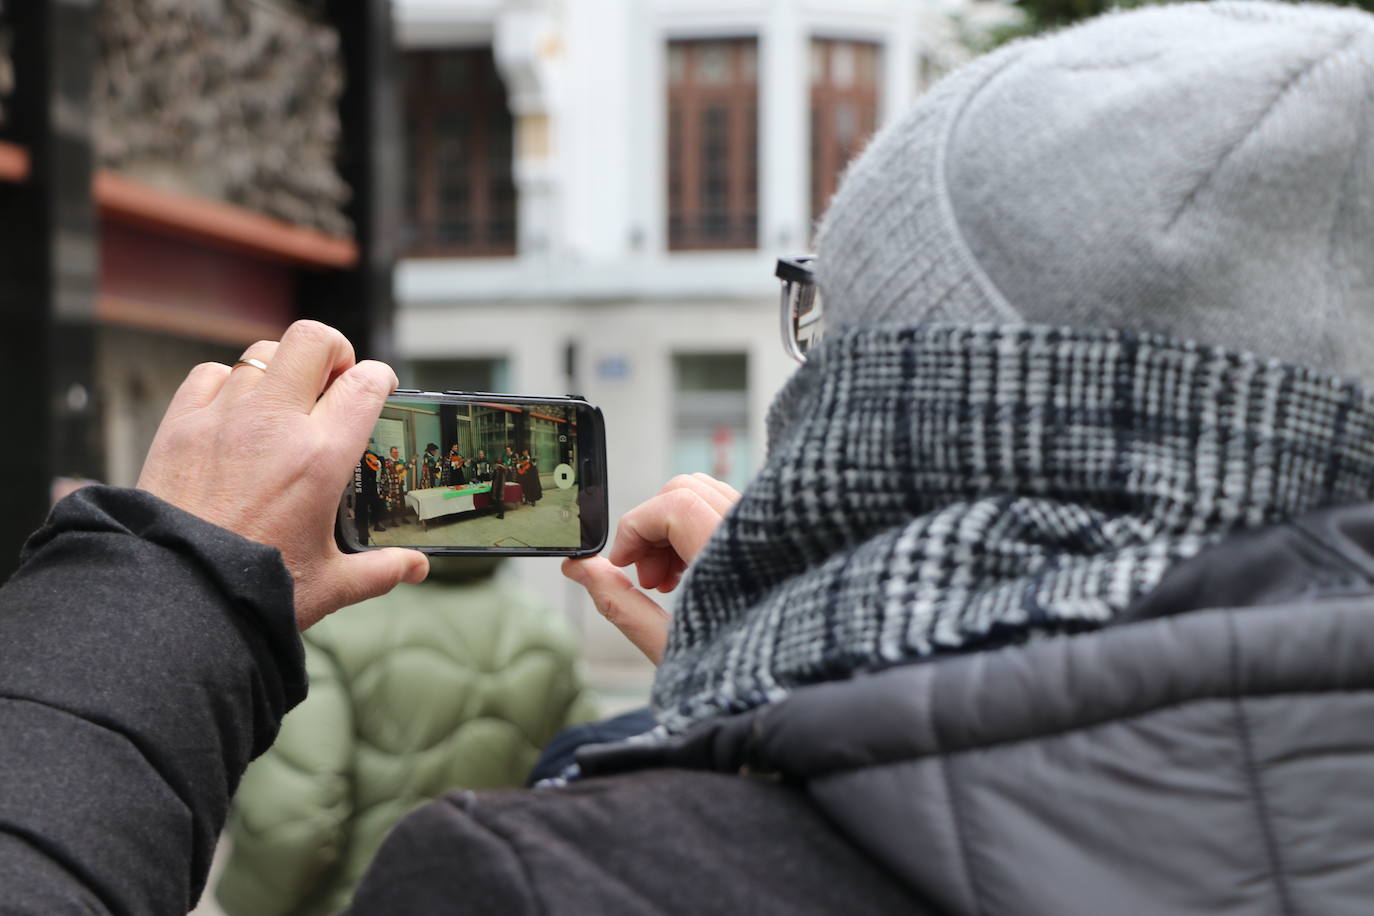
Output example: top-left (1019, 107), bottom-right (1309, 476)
top-left (337, 390), bottom-right (608, 557)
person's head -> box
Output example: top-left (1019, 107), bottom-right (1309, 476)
top-left (389, 447), bottom-right (399, 460)
top-left (505, 445), bottom-right (513, 454)
top-left (426, 443), bottom-right (438, 455)
top-left (449, 444), bottom-right (459, 454)
top-left (812, 1), bottom-right (1374, 384)
top-left (426, 556), bottom-right (504, 583)
top-left (477, 449), bottom-right (486, 459)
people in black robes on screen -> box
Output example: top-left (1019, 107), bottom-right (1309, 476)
top-left (517, 448), bottom-right (542, 506)
top-left (434, 443), bottom-right (542, 519)
top-left (445, 444), bottom-right (468, 486)
top-left (472, 450), bottom-right (493, 482)
top-left (420, 443), bottom-right (441, 490)
top-left (490, 459), bottom-right (507, 520)
top-left (359, 440), bottom-right (386, 534)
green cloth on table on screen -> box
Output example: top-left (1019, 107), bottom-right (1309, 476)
top-left (443, 484), bottom-right (491, 498)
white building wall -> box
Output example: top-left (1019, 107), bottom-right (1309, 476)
top-left (391, 0), bottom-right (975, 673)
top-left (560, 3), bottom-right (636, 263)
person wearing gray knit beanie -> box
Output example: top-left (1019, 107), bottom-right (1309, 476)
top-left (543, 4), bottom-right (1374, 914)
top-left (820, 0), bottom-right (1374, 383)
top-left (30, 6), bottom-right (1374, 913)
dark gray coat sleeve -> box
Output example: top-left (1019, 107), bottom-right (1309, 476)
top-left (348, 771), bottom-right (928, 915)
top-left (0, 486), bottom-right (306, 915)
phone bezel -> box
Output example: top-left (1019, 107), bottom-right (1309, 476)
top-left (336, 390), bottom-right (608, 558)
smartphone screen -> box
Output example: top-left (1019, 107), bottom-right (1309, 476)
top-left (338, 391), bottom-right (607, 557)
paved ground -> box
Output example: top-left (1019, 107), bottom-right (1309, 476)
top-left (372, 474), bottom-right (581, 549)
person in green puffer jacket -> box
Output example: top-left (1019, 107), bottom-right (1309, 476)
top-left (213, 557), bottom-right (598, 916)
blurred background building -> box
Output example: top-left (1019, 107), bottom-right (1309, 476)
top-left (389, 0), bottom-right (990, 686)
top-left (0, 0), bottom-right (999, 686)
top-left (0, 1), bottom-right (1003, 912)
top-left (0, 0), bottom-right (396, 580)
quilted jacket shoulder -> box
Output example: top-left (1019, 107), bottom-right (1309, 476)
top-left (215, 572), bottom-right (598, 916)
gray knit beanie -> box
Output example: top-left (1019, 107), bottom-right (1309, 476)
top-left (816, 1), bottom-right (1374, 383)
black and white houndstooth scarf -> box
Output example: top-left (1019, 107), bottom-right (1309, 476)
top-left (651, 324), bottom-right (1374, 732)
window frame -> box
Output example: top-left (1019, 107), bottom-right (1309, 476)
top-left (666, 37), bottom-right (760, 252)
top-left (403, 47), bottom-right (518, 258)
top-left (809, 38), bottom-right (882, 231)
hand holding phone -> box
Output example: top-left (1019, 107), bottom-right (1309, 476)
top-left (139, 321), bottom-right (429, 629)
top-left (338, 391), bottom-right (608, 557)
top-left (561, 473), bottom-right (739, 663)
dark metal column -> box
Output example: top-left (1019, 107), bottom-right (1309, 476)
top-left (304, 0), bottom-right (401, 365)
top-left (0, 0), bottom-right (99, 580)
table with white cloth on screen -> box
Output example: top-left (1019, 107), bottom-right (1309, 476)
top-left (405, 482), bottom-right (525, 528)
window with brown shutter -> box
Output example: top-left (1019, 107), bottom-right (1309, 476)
top-left (667, 39), bottom-right (759, 251)
top-left (403, 48), bottom-right (517, 257)
top-left (810, 39), bottom-right (880, 229)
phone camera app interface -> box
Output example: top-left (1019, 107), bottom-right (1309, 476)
top-left (350, 398), bottom-right (584, 550)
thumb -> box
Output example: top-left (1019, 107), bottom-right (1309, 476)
top-left (307, 548), bottom-right (429, 627)
top-left (351, 547), bottom-right (431, 594)
top-left (563, 556), bottom-right (670, 665)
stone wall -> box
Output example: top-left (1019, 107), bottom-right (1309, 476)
top-left (94, 0), bottom-right (352, 237)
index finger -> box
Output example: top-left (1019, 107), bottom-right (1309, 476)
top-left (563, 557), bottom-right (670, 664)
top-left (690, 472), bottom-right (741, 505)
top-left (312, 359), bottom-right (399, 478)
top-left (258, 320), bottom-right (356, 413)
top-left (658, 474), bottom-right (738, 517)
top-left (607, 488), bottom-right (726, 570)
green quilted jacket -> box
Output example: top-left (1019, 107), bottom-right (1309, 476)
top-left (214, 561), bottom-right (597, 916)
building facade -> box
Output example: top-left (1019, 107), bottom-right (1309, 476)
top-left (391, 0), bottom-right (984, 670)
top-left (0, 0), bottom-right (398, 580)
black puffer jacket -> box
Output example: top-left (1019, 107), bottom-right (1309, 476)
top-left (351, 504), bottom-right (1374, 914)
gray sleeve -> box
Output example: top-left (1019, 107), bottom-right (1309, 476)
top-left (346, 791), bottom-right (540, 916)
top-left (0, 486), bottom-right (305, 915)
